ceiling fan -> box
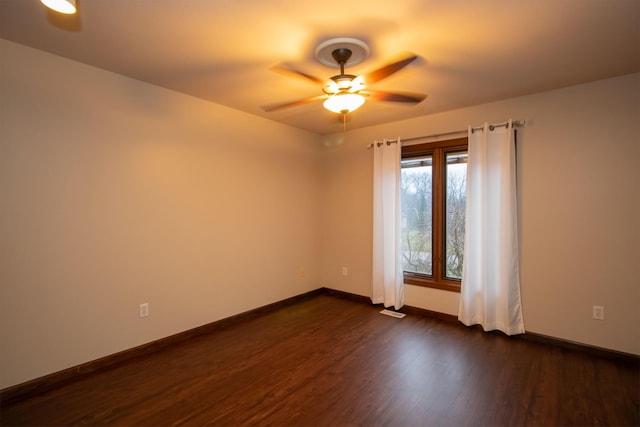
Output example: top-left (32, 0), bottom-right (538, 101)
top-left (261, 38), bottom-right (427, 115)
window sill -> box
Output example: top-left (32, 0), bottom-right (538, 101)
top-left (404, 274), bottom-right (461, 293)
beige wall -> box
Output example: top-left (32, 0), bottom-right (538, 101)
top-left (319, 73), bottom-right (640, 356)
top-left (0, 39), bottom-right (323, 389)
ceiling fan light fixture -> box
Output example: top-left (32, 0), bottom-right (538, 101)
top-left (40, 0), bottom-right (76, 14)
top-left (323, 93), bottom-right (365, 114)
top-left (349, 76), bottom-right (365, 93)
top-left (323, 75), bottom-right (363, 95)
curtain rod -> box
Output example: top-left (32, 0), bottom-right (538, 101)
top-left (366, 120), bottom-right (526, 148)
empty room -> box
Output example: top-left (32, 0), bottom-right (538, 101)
top-left (0, 0), bottom-right (638, 426)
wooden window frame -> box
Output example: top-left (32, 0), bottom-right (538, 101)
top-left (401, 137), bottom-right (468, 293)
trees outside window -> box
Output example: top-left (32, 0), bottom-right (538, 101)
top-left (401, 138), bottom-right (467, 292)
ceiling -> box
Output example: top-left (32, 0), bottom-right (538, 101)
top-left (1, 0), bottom-right (638, 135)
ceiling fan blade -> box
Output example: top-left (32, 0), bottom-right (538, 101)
top-left (270, 63), bottom-right (325, 85)
top-left (363, 90), bottom-right (427, 104)
top-left (361, 52), bottom-right (419, 84)
top-left (261, 94), bottom-right (328, 112)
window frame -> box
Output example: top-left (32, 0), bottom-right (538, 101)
top-left (401, 137), bottom-right (468, 293)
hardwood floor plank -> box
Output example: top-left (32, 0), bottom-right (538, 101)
top-left (1, 293), bottom-right (638, 426)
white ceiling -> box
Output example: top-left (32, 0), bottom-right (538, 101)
top-left (1, 0), bottom-right (638, 135)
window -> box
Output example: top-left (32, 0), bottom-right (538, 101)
top-left (401, 137), bottom-right (468, 292)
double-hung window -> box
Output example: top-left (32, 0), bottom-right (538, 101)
top-left (400, 137), bottom-right (468, 292)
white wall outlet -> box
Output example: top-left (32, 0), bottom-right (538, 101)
top-left (139, 302), bottom-right (149, 318)
top-left (342, 266), bottom-right (348, 276)
top-left (592, 305), bottom-right (604, 320)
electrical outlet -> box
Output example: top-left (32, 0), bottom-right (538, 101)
top-left (139, 303), bottom-right (149, 318)
top-left (342, 266), bottom-right (348, 276)
top-left (592, 305), bottom-right (604, 320)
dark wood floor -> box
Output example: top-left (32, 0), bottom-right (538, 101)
top-left (1, 293), bottom-right (638, 426)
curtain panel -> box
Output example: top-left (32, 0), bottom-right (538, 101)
top-left (371, 139), bottom-right (404, 310)
top-left (458, 120), bottom-right (525, 335)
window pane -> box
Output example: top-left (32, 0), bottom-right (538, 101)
top-left (401, 157), bottom-right (433, 275)
top-left (445, 152), bottom-right (467, 279)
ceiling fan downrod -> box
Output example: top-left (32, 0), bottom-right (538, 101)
top-left (331, 48), bottom-right (352, 76)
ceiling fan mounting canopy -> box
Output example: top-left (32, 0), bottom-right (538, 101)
top-left (331, 47), bottom-right (352, 66)
top-left (314, 37), bottom-right (370, 68)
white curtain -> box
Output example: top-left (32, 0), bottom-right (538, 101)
top-left (458, 120), bottom-right (525, 335)
top-left (372, 139), bottom-right (404, 310)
